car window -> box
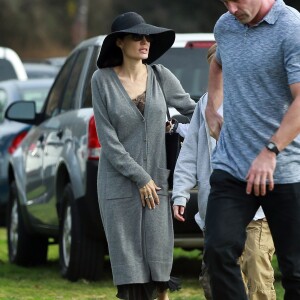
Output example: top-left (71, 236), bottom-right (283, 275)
top-left (154, 48), bottom-right (210, 100)
top-left (44, 49), bottom-right (88, 117)
top-left (0, 59), bottom-right (18, 81)
top-left (82, 47), bottom-right (99, 108)
top-left (0, 89), bottom-right (8, 123)
top-left (45, 54), bottom-right (78, 118)
top-left (60, 49), bottom-right (88, 113)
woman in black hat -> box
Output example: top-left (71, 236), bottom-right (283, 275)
top-left (91, 12), bottom-right (196, 300)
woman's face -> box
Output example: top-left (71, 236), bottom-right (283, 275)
top-left (117, 34), bottom-right (152, 63)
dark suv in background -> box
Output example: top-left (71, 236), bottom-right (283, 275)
top-left (5, 33), bottom-right (215, 281)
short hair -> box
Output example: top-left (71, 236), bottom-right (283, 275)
top-left (207, 43), bottom-right (217, 64)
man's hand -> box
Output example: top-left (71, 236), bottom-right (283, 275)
top-left (246, 148), bottom-right (277, 196)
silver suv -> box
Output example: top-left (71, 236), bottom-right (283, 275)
top-left (5, 33), bottom-right (214, 281)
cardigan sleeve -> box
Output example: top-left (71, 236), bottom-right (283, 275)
top-left (91, 72), bottom-right (152, 188)
top-left (152, 64), bottom-right (196, 120)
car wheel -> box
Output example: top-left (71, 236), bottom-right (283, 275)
top-left (7, 181), bottom-right (48, 266)
top-left (59, 183), bottom-right (105, 281)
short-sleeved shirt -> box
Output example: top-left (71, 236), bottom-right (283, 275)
top-left (212, 0), bottom-right (300, 183)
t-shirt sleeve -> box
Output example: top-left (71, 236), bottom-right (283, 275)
top-left (284, 25), bottom-right (300, 85)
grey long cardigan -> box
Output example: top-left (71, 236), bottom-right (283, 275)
top-left (91, 64), bottom-right (195, 285)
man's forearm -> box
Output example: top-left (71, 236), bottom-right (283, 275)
top-left (205, 58), bottom-right (224, 140)
top-left (207, 58), bottom-right (223, 112)
top-left (271, 97), bottom-right (300, 151)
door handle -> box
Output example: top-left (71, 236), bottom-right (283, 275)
top-left (56, 129), bottom-right (63, 139)
top-left (38, 134), bottom-right (45, 143)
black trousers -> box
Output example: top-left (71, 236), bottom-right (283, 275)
top-left (204, 169), bottom-right (300, 300)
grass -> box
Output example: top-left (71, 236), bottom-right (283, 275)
top-left (0, 228), bottom-right (284, 299)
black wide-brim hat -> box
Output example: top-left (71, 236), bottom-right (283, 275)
top-left (97, 12), bottom-right (175, 68)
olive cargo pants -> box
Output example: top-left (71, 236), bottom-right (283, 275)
top-left (240, 218), bottom-right (276, 300)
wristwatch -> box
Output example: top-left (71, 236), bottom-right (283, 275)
top-left (266, 141), bottom-right (280, 156)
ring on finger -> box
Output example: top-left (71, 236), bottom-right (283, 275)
top-left (148, 195), bottom-right (153, 199)
top-left (145, 196), bottom-right (149, 200)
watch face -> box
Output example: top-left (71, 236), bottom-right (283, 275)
top-left (268, 143), bottom-right (275, 150)
top-left (266, 142), bottom-right (279, 155)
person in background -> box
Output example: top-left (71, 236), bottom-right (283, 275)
top-left (172, 43), bottom-right (275, 300)
top-left (91, 12), bottom-right (196, 300)
top-left (205, 0), bottom-right (300, 299)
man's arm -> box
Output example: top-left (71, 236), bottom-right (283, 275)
top-left (205, 57), bottom-right (224, 140)
top-left (271, 82), bottom-right (300, 151)
top-left (246, 82), bottom-right (300, 196)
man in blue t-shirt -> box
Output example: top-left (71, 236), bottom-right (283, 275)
top-left (204, 0), bottom-right (300, 299)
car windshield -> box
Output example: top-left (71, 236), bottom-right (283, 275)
top-left (154, 48), bottom-right (210, 101)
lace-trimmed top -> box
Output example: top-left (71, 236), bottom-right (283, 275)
top-left (132, 91), bottom-right (146, 115)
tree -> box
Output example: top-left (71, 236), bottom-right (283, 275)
top-left (1, 0), bottom-right (299, 59)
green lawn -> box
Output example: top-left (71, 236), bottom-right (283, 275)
top-left (0, 228), bottom-right (284, 299)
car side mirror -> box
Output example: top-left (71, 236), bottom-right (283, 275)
top-left (5, 101), bottom-right (37, 124)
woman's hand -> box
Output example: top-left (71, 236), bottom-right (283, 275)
top-left (139, 180), bottom-right (161, 209)
top-left (165, 120), bottom-right (173, 133)
top-left (166, 119), bottom-right (179, 134)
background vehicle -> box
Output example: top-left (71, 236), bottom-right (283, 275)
top-left (5, 33), bottom-right (215, 281)
top-left (24, 62), bottom-right (61, 79)
top-left (0, 78), bottom-right (54, 223)
top-left (0, 47), bottom-right (27, 82)
top-left (43, 56), bottom-right (66, 68)
top-left (159, 33), bottom-right (215, 100)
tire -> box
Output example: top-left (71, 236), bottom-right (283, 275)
top-left (59, 183), bottom-right (105, 281)
top-left (7, 181), bottom-right (48, 266)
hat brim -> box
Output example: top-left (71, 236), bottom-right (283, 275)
top-left (97, 23), bottom-right (175, 68)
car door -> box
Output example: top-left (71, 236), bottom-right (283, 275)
top-left (25, 53), bottom-right (79, 225)
top-left (24, 126), bottom-right (46, 204)
top-left (26, 49), bottom-right (90, 226)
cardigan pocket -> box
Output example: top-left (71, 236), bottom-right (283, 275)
top-left (105, 171), bottom-right (133, 200)
top-left (155, 167), bottom-right (170, 196)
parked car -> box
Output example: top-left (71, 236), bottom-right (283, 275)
top-left (43, 56), bottom-right (66, 68)
top-left (24, 62), bottom-right (61, 79)
top-left (0, 47), bottom-right (27, 82)
top-left (5, 33), bottom-right (215, 281)
top-left (0, 78), bottom-right (54, 223)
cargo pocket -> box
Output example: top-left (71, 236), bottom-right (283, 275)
top-left (105, 171), bottom-right (132, 200)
